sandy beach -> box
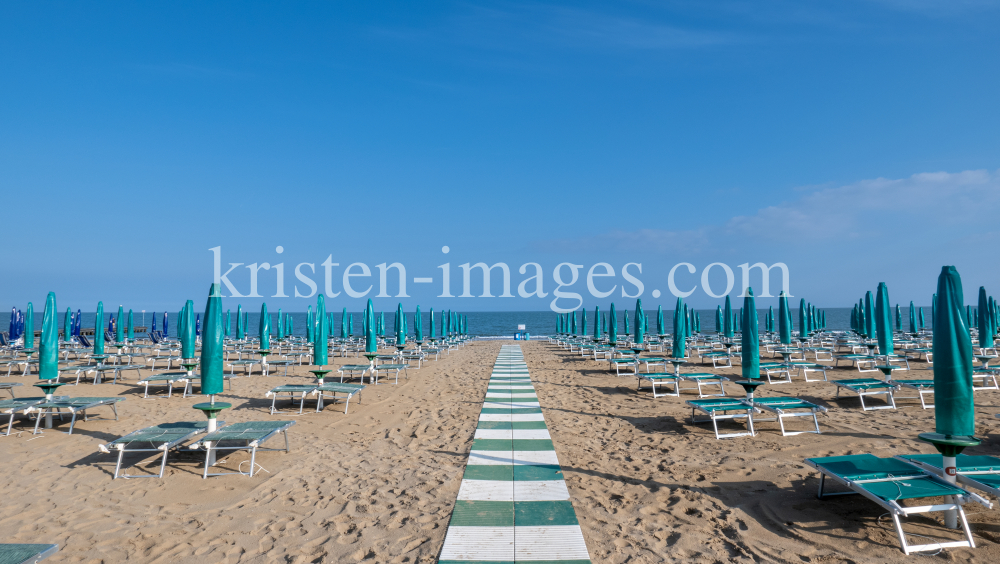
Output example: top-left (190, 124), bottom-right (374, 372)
top-left (1, 339), bottom-right (999, 563)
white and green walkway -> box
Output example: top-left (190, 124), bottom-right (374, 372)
top-left (439, 345), bottom-right (591, 564)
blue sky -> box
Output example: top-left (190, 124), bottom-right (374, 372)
top-left (2, 1), bottom-right (999, 313)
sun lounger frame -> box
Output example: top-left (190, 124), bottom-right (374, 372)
top-left (896, 454), bottom-right (1000, 500)
top-left (747, 398), bottom-right (827, 436)
top-left (189, 421), bottom-right (295, 478)
top-left (679, 373), bottom-right (728, 398)
top-left (805, 456), bottom-right (990, 555)
top-left (636, 373), bottom-right (679, 398)
top-left (27, 397), bottom-right (124, 435)
top-left (0, 397), bottom-right (46, 436)
top-left (833, 379), bottom-right (898, 411)
top-left (311, 382), bottom-right (365, 414)
top-left (686, 398), bottom-right (754, 439)
top-left (98, 421), bottom-right (223, 479)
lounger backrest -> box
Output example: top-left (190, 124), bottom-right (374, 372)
top-left (79, 335), bottom-right (92, 347)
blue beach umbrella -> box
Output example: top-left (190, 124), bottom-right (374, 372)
top-left (164, 311), bottom-right (169, 338)
top-left (74, 309), bottom-right (81, 337)
top-left (919, 307), bottom-right (925, 330)
top-left (278, 308), bottom-right (285, 340)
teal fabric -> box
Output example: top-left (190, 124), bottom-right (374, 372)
top-left (657, 305), bottom-right (664, 335)
top-left (593, 306), bottom-right (601, 340)
top-left (259, 303), bottom-right (270, 350)
top-left (778, 291), bottom-right (791, 345)
top-left (395, 302), bottom-right (405, 346)
top-left (741, 288), bottom-right (759, 380)
top-left (116, 305), bottom-right (124, 343)
top-left (315, 295), bottom-right (328, 365)
top-left (715, 305), bottom-right (723, 333)
top-left (39, 292), bottom-right (57, 380)
top-left (672, 297), bottom-right (685, 359)
top-left (634, 299), bottom-right (644, 344)
top-left (895, 304), bottom-right (901, 331)
top-left (864, 291), bottom-right (875, 338)
top-left (429, 308), bottom-right (436, 339)
top-left (365, 299), bottom-right (376, 353)
top-left (181, 300), bottom-right (196, 359)
top-left (979, 286), bottom-right (993, 348)
top-left (24, 302), bottom-right (33, 349)
top-left (875, 282), bottom-right (893, 355)
top-left (236, 305), bottom-right (244, 340)
top-left (609, 303), bottom-right (618, 344)
top-left (414, 306), bottom-right (422, 341)
top-left (723, 295), bottom-right (733, 338)
top-left (63, 307), bottom-right (72, 343)
top-left (934, 266), bottom-right (975, 436)
top-left (225, 310), bottom-right (231, 337)
top-left (799, 298), bottom-right (806, 336)
top-left (200, 283), bottom-right (224, 395)
top-left (94, 301), bottom-right (104, 355)
top-left (909, 301), bottom-right (916, 334)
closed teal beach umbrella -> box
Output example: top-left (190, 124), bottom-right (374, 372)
top-left (851, 306), bottom-right (857, 332)
top-left (864, 291), bottom-right (875, 338)
top-left (306, 306), bottom-right (314, 342)
top-left (365, 299), bottom-right (377, 353)
top-left (979, 287), bottom-right (993, 349)
top-left (798, 299), bottom-right (807, 338)
top-left (236, 305), bottom-right (244, 340)
top-left (415, 306), bottom-right (423, 341)
top-left (39, 292), bottom-right (57, 380)
top-left (259, 303), bottom-right (270, 350)
top-left (716, 306), bottom-right (723, 333)
top-left (348, 313), bottom-right (354, 336)
top-left (93, 301), bottom-right (104, 354)
top-left (778, 291), bottom-right (791, 345)
top-left (656, 306), bottom-right (664, 335)
top-left (895, 304), bottom-right (902, 331)
top-left (594, 306), bottom-right (601, 339)
top-left (225, 310), bottom-right (231, 337)
top-left (931, 266), bottom-right (976, 436)
top-left (875, 282), bottom-right (893, 356)
top-left (429, 309), bottom-right (436, 339)
top-left (634, 299), bottom-right (644, 344)
top-left (23, 302), bottom-right (34, 350)
top-left (609, 303), bottom-right (618, 344)
top-left (278, 308), bottom-right (285, 340)
top-left (672, 297), bottom-right (685, 358)
top-left (396, 303), bottom-right (406, 346)
top-left (909, 302), bottom-right (916, 334)
top-left (919, 307), bottom-right (925, 329)
top-left (127, 309), bottom-right (134, 341)
top-left (858, 301), bottom-right (868, 337)
top-left (116, 305), bottom-right (124, 343)
top-left (601, 313), bottom-right (607, 334)
top-left (767, 306), bottom-right (774, 333)
top-left (440, 309), bottom-right (446, 337)
top-left (63, 307), bottom-right (72, 343)
top-left (570, 311), bottom-right (577, 335)
top-left (623, 311), bottom-right (629, 336)
top-left (742, 288), bottom-right (759, 380)
top-left (200, 284), bottom-right (224, 396)
top-left (723, 296), bottom-right (733, 338)
top-left (180, 300), bottom-right (196, 358)
top-left (315, 295), bottom-right (328, 365)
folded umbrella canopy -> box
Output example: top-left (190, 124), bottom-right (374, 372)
top-left (716, 306), bottom-right (723, 333)
top-left (875, 282), bottom-right (893, 357)
top-left (895, 304), bottom-right (902, 332)
top-left (657, 305), bottom-right (664, 335)
top-left (581, 308), bottom-right (587, 336)
top-left (672, 297), bottom-right (685, 358)
top-left (609, 303), bottom-right (618, 344)
top-left (979, 287), bottom-right (993, 349)
top-left (396, 303), bottom-right (406, 346)
top-left (570, 311), bottom-right (577, 335)
top-left (259, 303), bottom-right (270, 350)
top-left (315, 295), bottom-right (328, 366)
top-left (919, 307), bottom-right (925, 329)
top-left (225, 310), bottom-right (231, 337)
top-left (341, 308), bottom-right (348, 339)
top-left (235, 305), bottom-right (244, 340)
top-left (74, 309), bottom-right (81, 337)
top-left (601, 313), bottom-right (607, 335)
top-left (24, 302), bottom-right (34, 350)
top-left (94, 302), bottom-right (105, 355)
top-left (63, 307), bottom-right (72, 343)
top-left (415, 306), bottom-right (423, 341)
top-left (623, 310), bottom-right (630, 338)
top-left (634, 299), bottom-right (644, 344)
top-left (181, 300), bottom-right (196, 359)
top-left (864, 291), bottom-right (875, 338)
top-left (778, 291), bottom-right (792, 345)
top-left (116, 305), bottom-right (124, 343)
top-left (196, 314), bottom-right (201, 337)
top-left (200, 284), bottom-right (224, 396)
top-left (39, 292), bottom-right (58, 381)
top-left (723, 296), bottom-right (733, 339)
top-left (742, 289), bottom-right (759, 380)
top-left (909, 302), bottom-right (917, 334)
top-left (305, 306), bottom-right (313, 343)
top-left (365, 299), bottom-right (377, 354)
top-left (429, 309), bottom-right (436, 339)
top-left (278, 308), bottom-right (285, 340)
top-left (127, 309), bottom-right (134, 341)
top-left (163, 311), bottom-right (169, 338)
top-left (594, 306), bottom-right (601, 340)
top-left (798, 299), bottom-right (807, 338)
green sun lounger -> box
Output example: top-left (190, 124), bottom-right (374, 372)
top-left (0, 543), bottom-right (58, 563)
top-left (833, 378), bottom-right (898, 410)
top-left (312, 382), bottom-right (365, 414)
top-left (98, 421), bottom-right (224, 479)
top-left (805, 454), bottom-right (991, 555)
top-left (893, 379), bottom-right (935, 409)
top-left (746, 397), bottom-right (827, 436)
top-left (188, 420), bottom-right (295, 478)
top-left (637, 373), bottom-right (680, 397)
top-left (27, 397), bottom-right (124, 435)
top-left (679, 372), bottom-right (728, 398)
top-left (337, 364), bottom-right (370, 383)
top-left (896, 453), bottom-right (1000, 500)
top-left (758, 362), bottom-right (792, 384)
top-left (266, 384), bottom-right (318, 414)
top-left (788, 361), bottom-right (830, 382)
top-left (0, 382), bottom-right (22, 398)
top-left (686, 397), bottom-right (754, 439)
top-left (0, 397), bottom-right (47, 436)
top-left (136, 372), bottom-right (196, 398)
